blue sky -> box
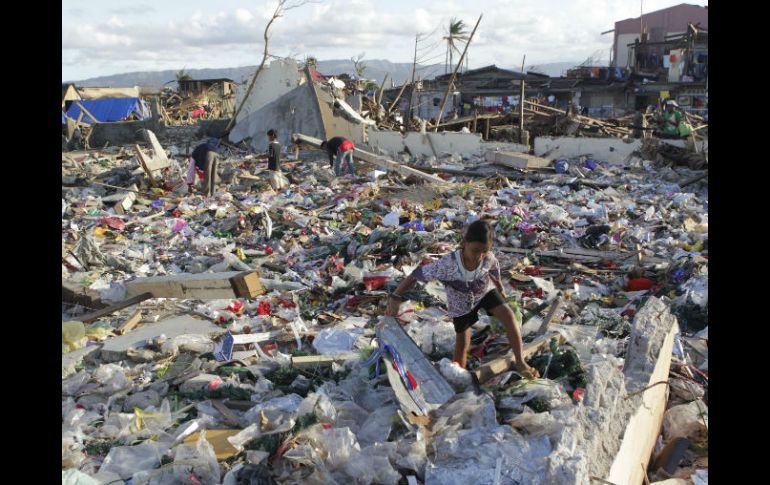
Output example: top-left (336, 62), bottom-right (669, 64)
top-left (62, 0), bottom-right (708, 81)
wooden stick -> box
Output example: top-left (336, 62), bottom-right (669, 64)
top-left (77, 293), bottom-right (153, 324)
top-left (536, 296), bottom-right (563, 336)
top-left (434, 14), bottom-right (483, 130)
top-left (116, 310), bottom-right (142, 335)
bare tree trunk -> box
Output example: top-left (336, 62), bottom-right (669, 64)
top-left (222, 0), bottom-right (287, 137)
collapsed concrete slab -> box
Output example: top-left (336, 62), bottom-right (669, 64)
top-left (100, 315), bottom-right (224, 362)
top-left (541, 297), bottom-right (678, 485)
top-left (534, 137), bottom-right (642, 165)
top-left (234, 59), bottom-right (305, 125)
top-left (534, 136), bottom-right (707, 165)
top-left (367, 131), bottom-right (483, 158)
top-left (230, 73), bottom-right (365, 152)
top-left (485, 150), bottom-right (551, 169)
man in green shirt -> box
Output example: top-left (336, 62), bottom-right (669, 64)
top-left (661, 100), bottom-right (683, 137)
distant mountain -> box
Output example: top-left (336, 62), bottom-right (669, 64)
top-left (527, 61), bottom-right (582, 77)
top-left (67, 59), bottom-right (584, 89)
top-left (68, 59), bottom-right (439, 88)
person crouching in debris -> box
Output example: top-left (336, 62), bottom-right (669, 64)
top-left (186, 140), bottom-right (223, 196)
top-left (386, 220), bottom-right (540, 378)
top-left (320, 136), bottom-right (356, 176)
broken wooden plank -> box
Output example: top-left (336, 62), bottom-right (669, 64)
top-left (291, 354), bottom-right (352, 369)
top-left (114, 184), bottom-right (138, 214)
top-left (134, 144), bottom-right (159, 187)
top-left (606, 322), bottom-right (679, 485)
top-left (473, 331), bottom-right (565, 384)
top-left (376, 316), bottom-right (455, 416)
top-left (486, 150), bottom-right (552, 170)
top-left (75, 292), bottom-right (153, 324)
top-left (125, 271), bottom-right (265, 299)
top-left (116, 310), bottom-right (143, 335)
top-left (62, 280), bottom-right (107, 312)
top-left (536, 296), bottom-right (563, 336)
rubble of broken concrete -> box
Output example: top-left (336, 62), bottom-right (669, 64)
top-left (62, 73), bottom-right (708, 485)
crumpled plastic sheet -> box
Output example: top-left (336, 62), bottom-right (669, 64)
top-left (167, 431), bottom-right (221, 485)
top-left (313, 328), bottom-right (363, 355)
top-left (356, 404), bottom-right (397, 446)
top-left (98, 440), bottom-right (168, 480)
top-left (62, 469), bottom-right (100, 485)
top-left (243, 393), bottom-right (303, 424)
top-left (508, 407), bottom-right (564, 442)
top-left (438, 358), bottom-right (473, 393)
top-left (425, 425), bottom-right (552, 485)
top-left (431, 392), bottom-right (498, 436)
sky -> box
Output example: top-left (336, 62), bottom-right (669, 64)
top-left (62, 0), bottom-right (708, 81)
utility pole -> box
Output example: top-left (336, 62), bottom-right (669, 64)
top-left (640, 0), bottom-right (644, 41)
top-left (406, 34), bottom-right (418, 129)
top-left (434, 14), bottom-right (483, 130)
top-left (519, 54), bottom-right (526, 144)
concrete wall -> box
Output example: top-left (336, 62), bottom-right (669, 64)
top-left (229, 83), bottom-right (326, 152)
top-left (89, 120), bottom-right (165, 148)
top-left (534, 136), bottom-right (707, 165)
top-left (535, 137), bottom-right (641, 165)
top-left (615, 33), bottom-right (638, 69)
top-left (234, 59), bottom-right (304, 124)
top-left (366, 130), bottom-right (483, 158)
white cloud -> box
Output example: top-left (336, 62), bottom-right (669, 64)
top-left (62, 0), bottom-right (707, 80)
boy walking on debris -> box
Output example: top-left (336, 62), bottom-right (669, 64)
top-left (387, 219), bottom-right (540, 377)
top-left (186, 140), bottom-right (223, 196)
top-left (320, 136), bottom-right (356, 176)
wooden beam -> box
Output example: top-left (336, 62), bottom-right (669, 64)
top-left (292, 133), bottom-right (445, 184)
top-left (75, 101), bottom-right (100, 124)
top-left (125, 271), bottom-right (265, 300)
top-left (473, 331), bottom-right (565, 384)
top-left (116, 310), bottom-right (143, 335)
top-left (292, 354), bottom-right (351, 369)
top-left (606, 323), bottom-right (679, 485)
top-left (76, 292), bottom-right (153, 324)
top-left (536, 296), bottom-right (563, 336)
top-left (134, 144), bottom-right (158, 187)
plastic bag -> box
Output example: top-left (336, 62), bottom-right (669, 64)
top-left (62, 370), bottom-right (90, 396)
top-left (508, 407), bottom-right (564, 440)
top-left (93, 364), bottom-right (130, 394)
top-left (312, 328), bottom-right (363, 355)
top-left (438, 358), bottom-right (473, 392)
top-left (357, 405), bottom-right (397, 446)
top-left (160, 334), bottom-right (214, 356)
top-left (62, 469), bottom-right (100, 485)
top-left (172, 430), bottom-right (221, 485)
top-left (243, 394), bottom-right (303, 424)
top-left (382, 211), bottom-right (402, 227)
top-left (98, 441), bottom-right (166, 480)
top-left (63, 321), bottom-right (87, 354)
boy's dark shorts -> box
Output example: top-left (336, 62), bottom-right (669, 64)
top-left (452, 289), bottom-right (506, 333)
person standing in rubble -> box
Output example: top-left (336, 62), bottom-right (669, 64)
top-left (386, 220), bottom-right (539, 378)
top-left (320, 136), bottom-right (356, 176)
top-left (186, 140), bottom-right (223, 196)
top-left (256, 129), bottom-right (281, 172)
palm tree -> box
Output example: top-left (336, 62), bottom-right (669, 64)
top-left (175, 68), bottom-right (192, 82)
top-left (444, 18), bottom-right (469, 74)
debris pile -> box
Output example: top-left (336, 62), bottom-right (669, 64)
top-left (62, 126), bottom-right (707, 484)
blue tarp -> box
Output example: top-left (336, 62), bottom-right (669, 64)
top-left (65, 97), bottom-right (151, 124)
